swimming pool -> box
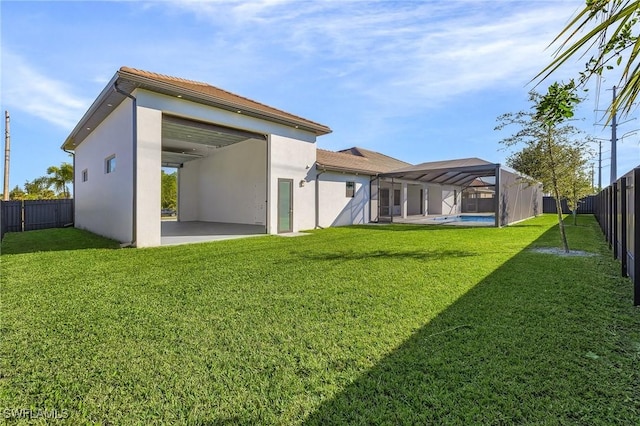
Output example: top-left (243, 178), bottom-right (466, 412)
top-left (432, 215), bottom-right (495, 224)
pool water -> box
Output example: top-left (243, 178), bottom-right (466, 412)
top-left (432, 215), bottom-right (495, 223)
top-left (458, 215), bottom-right (495, 223)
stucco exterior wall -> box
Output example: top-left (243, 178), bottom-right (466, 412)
top-left (317, 172), bottom-right (370, 227)
top-left (442, 186), bottom-right (461, 215)
top-left (407, 184), bottom-right (422, 215)
top-left (178, 139), bottom-right (267, 226)
top-left (74, 100), bottom-right (134, 243)
top-left (135, 106), bottom-right (162, 247)
top-left (268, 134), bottom-right (317, 233)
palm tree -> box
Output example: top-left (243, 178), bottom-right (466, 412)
top-left (46, 162), bottom-right (74, 198)
top-left (536, 0), bottom-right (640, 119)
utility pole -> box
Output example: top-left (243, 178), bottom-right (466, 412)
top-left (3, 110), bottom-right (10, 200)
top-left (598, 139), bottom-right (602, 190)
top-left (610, 86), bottom-right (618, 184)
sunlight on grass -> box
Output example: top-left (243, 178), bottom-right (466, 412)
top-left (1, 215), bottom-right (638, 424)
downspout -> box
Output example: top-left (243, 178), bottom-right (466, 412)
top-left (114, 83), bottom-right (138, 246)
top-left (62, 147), bottom-right (75, 225)
top-left (315, 167), bottom-right (325, 229)
top-left (265, 135), bottom-right (269, 234)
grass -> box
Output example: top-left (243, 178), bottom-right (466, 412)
top-left (1, 215), bottom-right (638, 424)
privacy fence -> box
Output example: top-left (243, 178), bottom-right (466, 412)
top-left (0, 199), bottom-right (74, 241)
top-left (542, 195), bottom-right (596, 214)
top-left (594, 167), bottom-right (639, 306)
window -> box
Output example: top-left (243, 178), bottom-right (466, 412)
top-left (346, 181), bottom-right (355, 198)
top-left (105, 155), bottom-right (116, 174)
top-left (454, 190), bottom-right (458, 205)
top-left (82, 169), bottom-right (88, 182)
top-left (394, 189), bottom-right (401, 206)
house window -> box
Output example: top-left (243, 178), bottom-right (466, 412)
top-left (454, 190), bottom-right (458, 205)
top-left (394, 189), bottom-right (401, 206)
top-left (346, 181), bottom-right (355, 198)
top-left (82, 169), bottom-right (88, 182)
top-left (105, 155), bottom-right (116, 174)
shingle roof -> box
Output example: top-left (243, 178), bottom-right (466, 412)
top-left (119, 67), bottom-right (331, 135)
top-left (316, 147), bottom-right (410, 174)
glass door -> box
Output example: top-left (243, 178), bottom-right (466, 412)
top-left (278, 179), bottom-right (293, 233)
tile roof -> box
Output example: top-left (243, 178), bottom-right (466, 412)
top-left (119, 66), bottom-right (332, 135)
top-left (316, 147), bottom-right (411, 174)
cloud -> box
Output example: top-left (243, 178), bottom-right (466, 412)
top-left (1, 51), bottom-right (90, 129)
top-left (161, 0), bottom-right (584, 110)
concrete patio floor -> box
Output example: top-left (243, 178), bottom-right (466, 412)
top-left (161, 221), bottom-right (267, 246)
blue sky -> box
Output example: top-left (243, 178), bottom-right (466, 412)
top-left (1, 0), bottom-right (639, 193)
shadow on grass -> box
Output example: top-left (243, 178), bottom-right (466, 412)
top-left (304, 220), bottom-right (638, 424)
top-left (299, 249), bottom-right (476, 261)
top-left (0, 228), bottom-right (120, 255)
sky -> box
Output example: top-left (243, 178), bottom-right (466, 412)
top-left (1, 0), bottom-right (639, 194)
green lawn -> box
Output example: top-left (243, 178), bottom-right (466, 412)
top-left (1, 215), bottom-right (638, 424)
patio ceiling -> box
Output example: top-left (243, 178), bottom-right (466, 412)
top-left (161, 114), bottom-right (266, 167)
top-left (380, 158), bottom-right (500, 187)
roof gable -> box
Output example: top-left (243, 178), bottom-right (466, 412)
top-left (63, 67), bottom-right (331, 150)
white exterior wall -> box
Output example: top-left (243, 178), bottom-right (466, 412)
top-left (442, 186), bottom-right (462, 215)
top-left (178, 139), bottom-right (267, 225)
top-left (407, 184), bottom-right (422, 215)
top-left (74, 100), bottom-right (134, 243)
top-left (268, 134), bottom-right (316, 233)
top-left (317, 172), bottom-right (370, 227)
top-left (135, 106), bottom-right (162, 247)
top-left (427, 185), bottom-right (443, 215)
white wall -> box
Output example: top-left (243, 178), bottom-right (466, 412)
top-left (268, 134), bottom-right (317, 233)
top-left (135, 107), bottom-right (162, 247)
top-left (317, 172), bottom-right (370, 227)
top-left (74, 100), bottom-right (134, 243)
top-left (442, 186), bottom-right (461, 215)
top-left (179, 138), bottom-right (267, 225)
top-left (427, 185), bottom-right (443, 215)
top-left (407, 184), bottom-right (422, 215)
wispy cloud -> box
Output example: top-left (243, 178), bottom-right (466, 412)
top-left (1, 51), bottom-right (90, 129)
top-left (161, 0), bottom-right (583, 111)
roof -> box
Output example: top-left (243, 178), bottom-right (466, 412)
top-left (381, 157), bottom-right (500, 187)
top-left (63, 67), bottom-right (331, 150)
top-left (316, 147), bottom-right (411, 175)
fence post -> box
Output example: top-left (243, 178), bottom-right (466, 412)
top-left (620, 177), bottom-right (627, 277)
top-left (613, 182), bottom-right (618, 259)
top-left (634, 168), bottom-right (640, 306)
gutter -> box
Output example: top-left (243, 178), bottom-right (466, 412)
top-left (114, 83), bottom-right (138, 247)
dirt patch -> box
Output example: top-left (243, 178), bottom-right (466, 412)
top-left (529, 247), bottom-right (598, 257)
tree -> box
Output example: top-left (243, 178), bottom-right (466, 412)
top-left (24, 177), bottom-right (55, 200)
top-left (537, 0), bottom-right (640, 119)
top-left (561, 149), bottom-right (594, 225)
top-left (161, 170), bottom-right (177, 210)
top-left (8, 185), bottom-right (26, 200)
top-left (46, 162), bottom-right (73, 198)
top-left (497, 83), bottom-right (589, 252)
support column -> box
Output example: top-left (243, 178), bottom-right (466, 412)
top-left (401, 182), bottom-right (407, 219)
top-left (423, 184), bottom-right (429, 216)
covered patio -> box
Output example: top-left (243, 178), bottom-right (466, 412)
top-left (161, 221), bottom-right (266, 246)
top-left (376, 158), bottom-right (542, 227)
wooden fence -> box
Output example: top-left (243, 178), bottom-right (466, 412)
top-left (594, 167), bottom-right (639, 306)
top-left (1, 199), bottom-right (74, 240)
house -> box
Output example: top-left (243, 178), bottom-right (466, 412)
top-left (63, 67), bottom-right (541, 247)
